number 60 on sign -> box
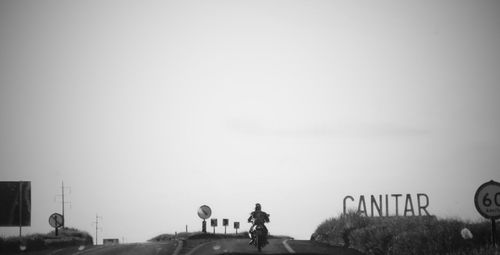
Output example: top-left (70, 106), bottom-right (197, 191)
top-left (474, 180), bottom-right (500, 219)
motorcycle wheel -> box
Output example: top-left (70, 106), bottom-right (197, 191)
top-left (256, 233), bottom-right (261, 252)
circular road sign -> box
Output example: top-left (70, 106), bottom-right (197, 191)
top-left (474, 180), bottom-right (500, 220)
top-left (49, 213), bottom-right (64, 228)
top-left (197, 205), bottom-right (212, 220)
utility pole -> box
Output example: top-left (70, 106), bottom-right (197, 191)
top-left (92, 214), bottom-right (102, 245)
top-left (55, 181), bottom-right (71, 228)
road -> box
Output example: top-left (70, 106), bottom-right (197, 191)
top-left (187, 238), bottom-right (290, 254)
top-left (17, 239), bottom-right (364, 255)
top-left (186, 238), bottom-right (364, 255)
top-left (18, 241), bottom-right (180, 255)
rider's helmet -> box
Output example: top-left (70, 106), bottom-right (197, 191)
top-left (255, 203), bottom-right (261, 211)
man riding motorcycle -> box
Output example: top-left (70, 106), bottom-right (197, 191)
top-left (248, 203), bottom-right (270, 245)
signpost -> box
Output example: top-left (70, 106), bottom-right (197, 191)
top-left (223, 219), bottom-right (228, 234)
top-left (211, 218), bottom-right (217, 234)
top-left (0, 182), bottom-right (31, 227)
top-left (197, 205), bottom-right (212, 233)
top-left (474, 180), bottom-right (500, 247)
top-left (49, 213), bottom-right (64, 236)
top-left (234, 222), bottom-right (240, 234)
top-left (0, 181), bottom-right (31, 243)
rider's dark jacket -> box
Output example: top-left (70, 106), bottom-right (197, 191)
top-left (248, 210), bottom-right (270, 226)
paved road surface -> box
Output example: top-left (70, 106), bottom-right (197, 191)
top-left (16, 239), bottom-right (364, 255)
top-left (187, 238), bottom-right (364, 255)
top-left (18, 241), bottom-right (180, 255)
top-left (187, 238), bottom-right (289, 254)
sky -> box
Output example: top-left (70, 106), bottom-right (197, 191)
top-left (1, 0), bottom-right (500, 243)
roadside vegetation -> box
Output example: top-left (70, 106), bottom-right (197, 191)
top-left (0, 227), bottom-right (93, 253)
top-left (312, 211), bottom-right (498, 255)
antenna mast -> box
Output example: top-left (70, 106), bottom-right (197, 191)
top-left (92, 214), bottom-right (102, 245)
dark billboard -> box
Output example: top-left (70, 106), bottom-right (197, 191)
top-left (0, 181), bottom-right (31, 226)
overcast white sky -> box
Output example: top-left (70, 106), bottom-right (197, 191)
top-left (1, 0), bottom-right (500, 242)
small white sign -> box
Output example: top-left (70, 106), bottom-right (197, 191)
top-left (474, 180), bottom-right (500, 219)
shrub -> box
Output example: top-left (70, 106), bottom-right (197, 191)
top-left (0, 228), bottom-right (93, 253)
top-left (313, 213), bottom-right (497, 255)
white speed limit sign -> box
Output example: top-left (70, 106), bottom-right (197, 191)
top-left (474, 180), bottom-right (500, 219)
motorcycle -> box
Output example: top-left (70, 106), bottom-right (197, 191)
top-left (249, 223), bottom-right (268, 252)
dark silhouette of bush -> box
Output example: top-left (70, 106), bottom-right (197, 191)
top-left (0, 227), bottom-right (93, 253)
top-left (313, 212), bottom-right (497, 255)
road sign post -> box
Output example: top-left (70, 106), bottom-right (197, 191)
top-left (492, 219), bottom-right (497, 248)
top-left (197, 205), bottom-right (212, 233)
top-left (1, 181), bottom-right (31, 249)
top-left (211, 218), bottom-right (217, 234)
top-left (0, 182), bottom-right (31, 227)
top-left (234, 222), bottom-right (240, 234)
top-left (19, 182), bottom-right (22, 239)
top-left (223, 219), bottom-right (228, 235)
top-left (474, 180), bottom-right (500, 248)
top-left (49, 213), bottom-right (64, 236)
